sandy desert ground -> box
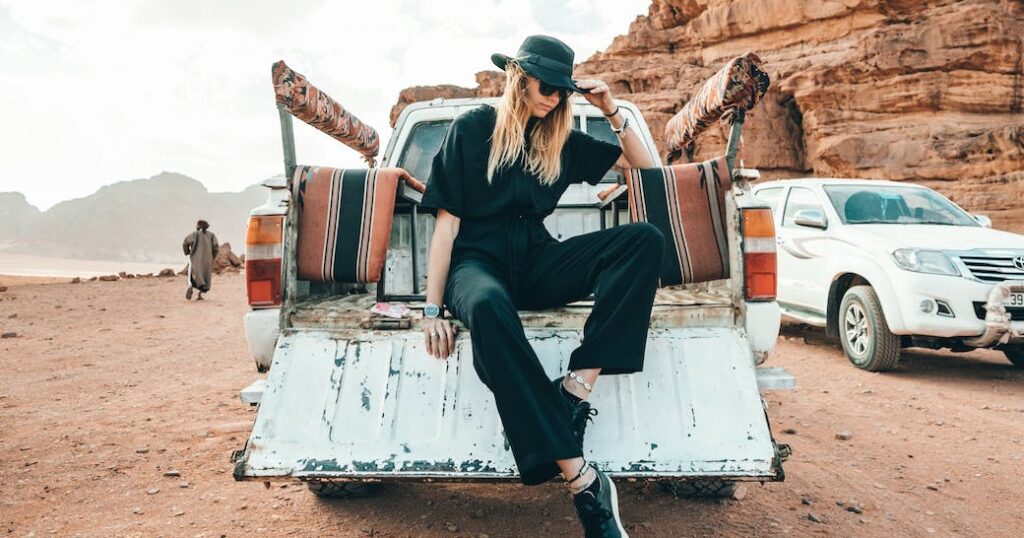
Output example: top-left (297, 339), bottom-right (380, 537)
top-left (1, 273), bottom-right (1022, 537)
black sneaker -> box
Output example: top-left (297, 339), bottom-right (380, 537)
top-left (552, 378), bottom-right (598, 449)
top-left (573, 465), bottom-right (628, 538)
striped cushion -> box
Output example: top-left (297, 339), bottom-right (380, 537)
top-left (291, 166), bottom-right (401, 283)
top-left (625, 157), bottom-right (731, 286)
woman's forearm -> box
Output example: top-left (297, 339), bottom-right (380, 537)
top-left (425, 210), bottom-right (460, 307)
top-left (608, 110), bottom-right (654, 169)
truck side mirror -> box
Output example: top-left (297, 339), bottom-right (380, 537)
top-left (793, 209), bottom-right (828, 230)
top-left (972, 214), bottom-right (992, 228)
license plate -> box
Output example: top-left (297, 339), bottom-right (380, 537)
top-left (1009, 292), bottom-right (1024, 308)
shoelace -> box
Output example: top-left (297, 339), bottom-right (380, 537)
top-left (572, 407), bottom-right (599, 429)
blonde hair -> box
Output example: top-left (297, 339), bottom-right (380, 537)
top-left (486, 61), bottom-right (573, 186)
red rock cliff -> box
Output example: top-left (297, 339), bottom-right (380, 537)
top-left (392, 0), bottom-right (1024, 230)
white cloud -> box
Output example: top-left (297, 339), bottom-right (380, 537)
top-left (0, 0), bottom-right (649, 210)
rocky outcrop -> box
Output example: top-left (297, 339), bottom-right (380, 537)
top-left (212, 243), bottom-right (244, 274)
top-left (388, 72), bottom-right (508, 127)
top-left (391, 0), bottom-right (1024, 231)
top-left (0, 193), bottom-right (42, 240)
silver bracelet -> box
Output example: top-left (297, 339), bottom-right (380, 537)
top-left (612, 115), bottom-right (630, 137)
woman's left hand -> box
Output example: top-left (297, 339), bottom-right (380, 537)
top-left (573, 79), bottom-right (616, 115)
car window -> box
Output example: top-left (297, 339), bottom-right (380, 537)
top-left (753, 187), bottom-right (785, 216)
top-left (782, 187), bottom-right (824, 228)
top-left (584, 116), bottom-right (620, 146)
top-left (823, 185), bottom-right (977, 226)
top-left (582, 116), bottom-right (623, 184)
top-left (395, 120), bottom-right (450, 186)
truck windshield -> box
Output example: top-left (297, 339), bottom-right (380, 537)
top-left (823, 185), bottom-right (977, 226)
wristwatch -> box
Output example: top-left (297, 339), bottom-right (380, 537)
top-left (424, 303), bottom-right (442, 319)
top-left (612, 115), bottom-right (630, 136)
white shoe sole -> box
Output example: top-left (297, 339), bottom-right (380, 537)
top-left (604, 474), bottom-right (629, 537)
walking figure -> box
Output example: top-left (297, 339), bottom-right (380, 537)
top-left (182, 219), bottom-right (219, 301)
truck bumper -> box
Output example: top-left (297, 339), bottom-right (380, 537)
top-left (961, 281), bottom-right (1024, 347)
top-left (891, 273), bottom-right (1023, 343)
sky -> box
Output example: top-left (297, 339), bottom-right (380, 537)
top-left (0, 0), bottom-right (651, 211)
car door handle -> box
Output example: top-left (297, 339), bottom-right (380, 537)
top-left (776, 238), bottom-right (785, 245)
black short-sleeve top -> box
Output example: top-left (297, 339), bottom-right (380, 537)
top-left (420, 104), bottom-right (622, 269)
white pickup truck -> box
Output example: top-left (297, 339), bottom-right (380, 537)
top-left (752, 178), bottom-right (1024, 371)
top-left (232, 62), bottom-right (791, 499)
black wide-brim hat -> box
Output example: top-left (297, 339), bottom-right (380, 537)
top-left (491, 35), bottom-right (589, 93)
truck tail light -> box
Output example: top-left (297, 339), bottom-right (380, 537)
top-left (741, 208), bottom-right (777, 301)
top-left (246, 215), bottom-right (283, 307)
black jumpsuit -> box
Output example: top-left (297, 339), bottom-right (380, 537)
top-left (420, 104), bottom-right (665, 485)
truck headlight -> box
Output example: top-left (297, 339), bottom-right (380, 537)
top-left (891, 249), bottom-right (959, 276)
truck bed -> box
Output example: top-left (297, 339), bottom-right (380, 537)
top-left (289, 286), bottom-right (734, 330)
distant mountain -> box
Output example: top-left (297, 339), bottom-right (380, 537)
top-left (0, 192), bottom-right (43, 240)
top-left (0, 172), bottom-right (268, 264)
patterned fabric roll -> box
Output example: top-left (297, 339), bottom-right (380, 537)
top-left (664, 53), bottom-right (770, 160)
top-left (273, 61), bottom-right (380, 166)
top-left (625, 157), bottom-right (731, 286)
top-left (291, 166), bottom-right (404, 283)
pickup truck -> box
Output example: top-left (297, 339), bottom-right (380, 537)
top-left (232, 60), bottom-right (792, 499)
top-left (752, 178), bottom-right (1024, 371)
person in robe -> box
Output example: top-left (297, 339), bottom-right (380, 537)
top-left (182, 219), bottom-right (219, 301)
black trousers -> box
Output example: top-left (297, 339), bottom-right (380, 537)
top-left (443, 222), bottom-right (665, 484)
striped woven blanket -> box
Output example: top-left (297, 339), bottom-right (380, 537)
top-left (625, 157), bottom-right (731, 286)
top-left (291, 166), bottom-right (422, 283)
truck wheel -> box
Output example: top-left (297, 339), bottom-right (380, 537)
top-left (306, 481), bottom-right (376, 499)
top-left (1002, 346), bottom-right (1024, 368)
top-left (659, 479), bottom-right (738, 498)
top-left (838, 285), bottom-right (900, 371)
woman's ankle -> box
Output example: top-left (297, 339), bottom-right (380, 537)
top-left (563, 370), bottom-right (594, 401)
top-left (559, 377), bottom-right (585, 403)
top-left (566, 464), bottom-right (596, 495)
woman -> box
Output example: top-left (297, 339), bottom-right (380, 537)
top-left (419, 35), bottom-right (663, 538)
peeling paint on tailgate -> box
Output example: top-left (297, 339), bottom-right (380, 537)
top-left (234, 327), bottom-right (781, 482)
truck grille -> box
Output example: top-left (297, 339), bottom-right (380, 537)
top-left (973, 302), bottom-right (1024, 321)
top-left (958, 255), bottom-right (1024, 283)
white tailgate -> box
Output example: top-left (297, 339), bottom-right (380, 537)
top-left (233, 327), bottom-right (782, 481)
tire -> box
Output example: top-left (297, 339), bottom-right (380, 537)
top-left (659, 479), bottom-right (737, 498)
top-left (838, 285), bottom-right (900, 371)
top-left (306, 480), bottom-right (376, 499)
top-left (1002, 345), bottom-right (1024, 368)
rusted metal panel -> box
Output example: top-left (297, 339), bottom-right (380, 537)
top-left (287, 288), bottom-right (736, 330)
top-left (234, 327), bottom-right (781, 482)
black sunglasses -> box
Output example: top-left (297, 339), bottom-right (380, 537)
top-left (538, 80), bottom-right (570, 99)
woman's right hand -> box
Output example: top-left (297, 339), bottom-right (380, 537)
top-left (422, 317), bottom-right (457, 359)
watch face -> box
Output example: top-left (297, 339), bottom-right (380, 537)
top-left (424, 304), bottom-right (440, 318)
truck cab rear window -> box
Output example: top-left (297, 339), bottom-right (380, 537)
top-left (396, 120), bottom-right (450, 186)
top-left (398, 115), bottom-right (623, 186)
top-left (583, 116), bottom-right (622, 184)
